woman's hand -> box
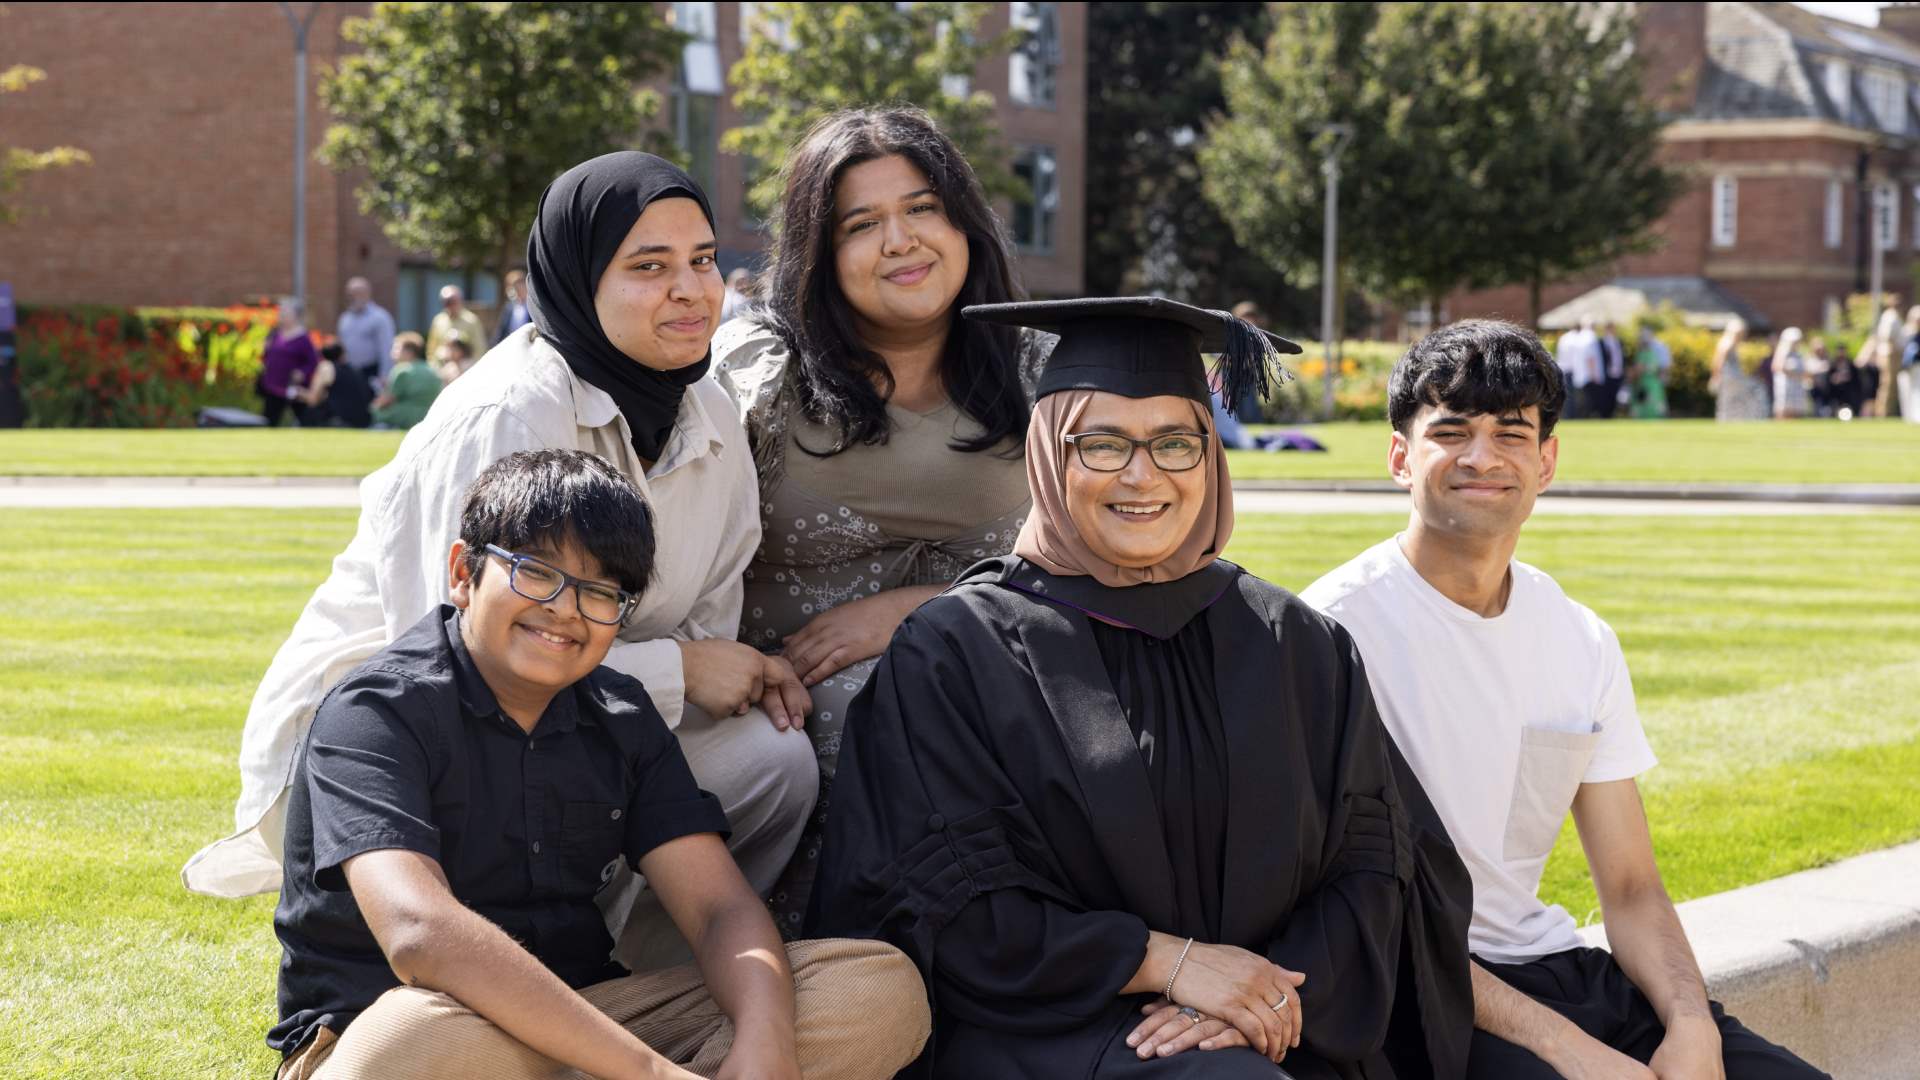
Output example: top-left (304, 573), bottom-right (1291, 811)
top-left (781, 586), bottom-right (939, 686)
top-left (677, 639), bottom-right (811, 730)
top-left (1132, 938), bottom-right (1305, 1065)
top-left (1126, 1000), bottom-right (1252, 1061)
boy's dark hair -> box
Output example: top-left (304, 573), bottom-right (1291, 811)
top-left (442, 336), bottom-right (473, 360)
top-left (458, 450), bottom-right (655, 597)
top-left (1388, 319), bottom-right (1567, 438)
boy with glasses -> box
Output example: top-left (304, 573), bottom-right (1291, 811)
top-left (270, 449), bottom-right (926, 1080)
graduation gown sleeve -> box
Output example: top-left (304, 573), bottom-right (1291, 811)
top-left (806, 601), bottom-right (1147, 1031)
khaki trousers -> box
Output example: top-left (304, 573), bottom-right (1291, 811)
top-left (277, 938), bottom-right (928, 1080)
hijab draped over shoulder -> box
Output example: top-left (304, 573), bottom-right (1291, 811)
top-left (527, 151), bottom-right (716, 462)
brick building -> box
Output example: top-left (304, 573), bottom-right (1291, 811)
top-left (1451, 1), bottom-right (1920, 335)
top-left (0, 1), bottom-right (1086, 333)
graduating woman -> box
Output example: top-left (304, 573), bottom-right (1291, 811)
top-left (808, 298), bottom-right (1474, 1079)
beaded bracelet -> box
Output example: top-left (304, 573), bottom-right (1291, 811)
top-left (1163, 937), bottom-right (1195, 1002)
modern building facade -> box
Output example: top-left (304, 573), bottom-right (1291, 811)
top-left (1452, 1), bottom-right (1920, 334)
top-left (0, 1), bottom-right (1086, 333)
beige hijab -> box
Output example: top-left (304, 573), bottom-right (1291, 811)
top-left (1013, 390), bottom-right (1235, 588)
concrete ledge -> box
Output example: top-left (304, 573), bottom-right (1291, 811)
top-left (1579, 840), bottom-right (1920, 1079)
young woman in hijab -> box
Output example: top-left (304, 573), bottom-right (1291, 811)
top-left (808, 297), bottom-right (1475, 1080)
top-left (186, 152), bottom-right (819, 975)
top-left (709, 106), bottom-right (1051, 931)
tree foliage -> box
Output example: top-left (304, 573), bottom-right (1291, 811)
top-left (722, 2), bottom-right (1018, 218)
top-left (1, 55), bottom-right (90, 227)
top-left (1202, 2), bottom-right (1682, 324)
top-left (1085, 3), bottom-right (1310, 319)
top-left (318, 1), bottom-right (683, 277)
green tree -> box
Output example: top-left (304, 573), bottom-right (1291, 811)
top-left (722, 2), bottom-right (1018, 218)
top-left (318, 2), bottom-right (683, 279)
top-left (1, 51), bottom-right (90, 226)
top-left (1202, 3), bottom-right (1681, 326)
top-left (1086, 3), bottom-right (1309, 319)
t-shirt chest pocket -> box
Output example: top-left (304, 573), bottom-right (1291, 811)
top-left (561, 801), bottom-right (627, 890)
top-left (1502, 725), bottom-right (1601, 861)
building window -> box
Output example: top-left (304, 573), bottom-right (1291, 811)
top-left (1825, 59), bottom-right (1852, 123)
top-left (1874, 181), bottom-right (1899, 250)
top-left (672, 85), bottom-right (720, 196)
top-left (1911, 185), bottom-right (1920, 248)
top-left (1826, 180), bottom-right (1843, 249)
top-left (1711, 175), bottom-right (1736, 249)
top-left (1009, 2), bottom-right (1060, 108)
top-left (673, 1), bottom-right (717, 41)
top-left (1012, 146), bottom-right (1058, 253)
top-left (1863, 68), bottom-right (1907, 134)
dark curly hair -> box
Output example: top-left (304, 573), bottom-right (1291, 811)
top-left (758, 105), bottom-right (1028, 456)
top-left (1388, 320), bottom-right (1568, 439)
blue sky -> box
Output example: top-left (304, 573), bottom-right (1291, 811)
top-left (1794, 3), bottom-right (1879, 27)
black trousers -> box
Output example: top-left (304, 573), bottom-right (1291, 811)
top-left (1468, 947), bottom-right (1827, 1079)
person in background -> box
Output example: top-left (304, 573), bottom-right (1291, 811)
top-left (1771, 328), bottom-right (1812, 419)
top-left (337, 277), bottom-right (397, 387)
top-left (1629, 325), bottom-right (1669, 420)
top-left (711, 105), bottom-right (1051, 933)
top-left (1230, 300), bottom-right (1270, 419)
top-left (720, 267), bottom-right (756, 324)
top-left (1711, 318), bottom-right (1768, 421)
top-left (494, 269), bottom-right (533, 345)
top-left (1857, 336), bottom-right (1886, 420)
top-left (303, 342), bottom-right (374, 429)
top-left (427, 285), bottom-right (488, 362)
top-left (1553, 316), bottom-right (1599, 421)
top-left (259, 297), bottom-right (321, 427)
top-left (1594, 321), bottom-right (1626, 419)
top-left (372, 332), bottom-right (442, 430)
top-left (435, 336), bottom-right (477, 386)
top-left (1823, 342), bottom-right (1863, 419)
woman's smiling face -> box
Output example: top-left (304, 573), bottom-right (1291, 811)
top-left (1063, 392), bottom-right (1212, 570)
top-left (831, 154), bottom-right (970, 339)
top-left (592, 196), bottom-right (724, 371)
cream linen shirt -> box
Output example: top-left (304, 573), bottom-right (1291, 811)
top-left (182, 325), bottom-right (760, 897)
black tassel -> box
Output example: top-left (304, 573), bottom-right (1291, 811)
top-left (1212, 309), bottom-right (1292, 420)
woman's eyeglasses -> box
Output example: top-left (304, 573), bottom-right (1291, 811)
top-left (1062, 431), bottom-right (1209, 472)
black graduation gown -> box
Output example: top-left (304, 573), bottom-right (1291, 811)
top-left (806, 557), bottom-right (1473, 1080)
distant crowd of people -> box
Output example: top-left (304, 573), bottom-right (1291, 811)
top-left (1550, 317), bottom-right (1677, 421)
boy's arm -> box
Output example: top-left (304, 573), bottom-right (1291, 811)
top-left (640, 833), bottom-right (801, 1080)
top-left (1575, 778), bottom-right (1725, 1080)
top-left (1469, 959), bottom-right (1655, 1079)
top-left (344, 848), bottom-right (700, 1080)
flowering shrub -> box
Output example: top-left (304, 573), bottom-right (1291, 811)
top-left (15, 304), bottom-right (285, 427)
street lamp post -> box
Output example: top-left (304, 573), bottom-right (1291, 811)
top-left (1319, 124), bottom-right (1354, 422)
top-left (278, 2), bottom-right (322, 306)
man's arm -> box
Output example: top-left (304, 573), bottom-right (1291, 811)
top-left (344, 848), bottom-right (699, 1080)
top-left (1470, 958), bottom-right (1653, 1079)
top-left (641, 833), bottom-right (801, 1080)
top-left (1575, 778), bottom-right (1724, 1080)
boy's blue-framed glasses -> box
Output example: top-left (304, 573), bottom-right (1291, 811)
top-left (484, 544), bottom-right (636, 626)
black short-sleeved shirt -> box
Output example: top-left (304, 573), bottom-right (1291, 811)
top-left (269, 606), bottom-right (730, 1057)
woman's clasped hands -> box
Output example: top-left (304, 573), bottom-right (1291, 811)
top-left (1127, 939), bottom-right (1306, 1065)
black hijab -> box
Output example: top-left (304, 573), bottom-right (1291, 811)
top-left (527, 151), bottom-right (717, 462)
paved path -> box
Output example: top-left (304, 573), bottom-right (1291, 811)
top-left (4, 476), bottom-right (1917, 516)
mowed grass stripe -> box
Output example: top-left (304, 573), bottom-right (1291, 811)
top-left (1, 507), bottom-right (1916, 1077)
top-left (6, 418), bottom-right (1919, 484)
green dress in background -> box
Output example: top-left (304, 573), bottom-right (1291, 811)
top-left (372, 360), bottom-right (442, 430)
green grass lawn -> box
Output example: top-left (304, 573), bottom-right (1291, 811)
top-left (4, 418), bottom-right (1918, 485)
top-left (3, 508), bottom-right (1918, 1076)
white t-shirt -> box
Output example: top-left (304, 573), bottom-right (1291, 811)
top-left (1302, 537), bottom-right (1656, 962)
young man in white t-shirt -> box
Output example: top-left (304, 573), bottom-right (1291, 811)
top-left (1302, 321), bottom-right (1823, 1080)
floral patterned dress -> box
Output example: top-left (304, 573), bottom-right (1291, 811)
top-left (712, 319), bottom-right (1049, 933)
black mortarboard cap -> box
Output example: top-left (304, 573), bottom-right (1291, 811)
top-left (962, 296), bottom-right (1300, 417)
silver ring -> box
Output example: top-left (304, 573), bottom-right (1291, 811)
top-left (1179, 1006), bottom-right (1202, 1022)
top-left (1268, 994), bottom-right (1288, 1012)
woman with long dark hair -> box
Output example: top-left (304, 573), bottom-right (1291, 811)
top-left (713, 106), bottom-right (1052, 930)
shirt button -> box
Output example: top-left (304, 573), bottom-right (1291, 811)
top-left (531, 840), bottom-right (542, 855)
top-left (610, 809), bottom-right (622, 821)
